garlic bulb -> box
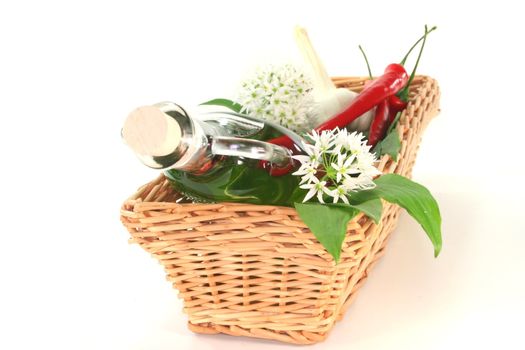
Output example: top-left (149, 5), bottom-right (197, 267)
top-left (294, 26), bottom-right (374, 131)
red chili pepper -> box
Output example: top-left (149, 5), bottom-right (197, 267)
top-left (260, 158), bottom-right (296, 177)
top-left (388, 95), bottom-right (408, 123)
top-left (368, 99), bottom-right (390, 147)
top-left (268, 63), bottom-right (409, 150)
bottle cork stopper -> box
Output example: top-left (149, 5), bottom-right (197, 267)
top-left (122, 105), bottom-right (182, 157)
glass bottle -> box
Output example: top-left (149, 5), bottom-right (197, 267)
top-left (121, 102), bottom-right (306, 206)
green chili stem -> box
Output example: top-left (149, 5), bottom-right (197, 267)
top-left (386, 111), bottom-right (402, 134)
top-left (400, 25), bottom-right (437, 65)
top-left (398, 25), bottom-right (434, 101)
top-left (358, 45), bottom-right (373, 79)
top-left (408, 26), bottom-right (429, 85)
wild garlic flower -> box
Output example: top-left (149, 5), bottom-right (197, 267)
top-left (237, 64), bottom-right (317, 133)
top-left (300, 177), bottom-right (332, 203)
top-left (292, 129), bottom-right (382, 204)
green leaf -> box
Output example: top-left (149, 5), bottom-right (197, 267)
top-left (200, 98), bottom-right (243, 113)
top-left (351, 174), bottom-right (442, 257)
top-left (294, 199), bottom-right (382, 262)
top-left (328, 198), bottom-right (383, 224)
top-left (294, 202), bottom-right (359, 263)
top-left (348, 198), bottom-right (383, 224)
top-left (373, 129), bottom-right (401, 161)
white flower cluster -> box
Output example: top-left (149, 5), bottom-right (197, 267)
top-left (237, 64), bottom-right (317, 133)
top-left (293, 129), bottom-right (382, 204)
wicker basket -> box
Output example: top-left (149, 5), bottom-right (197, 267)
top-left (120, 76), bottom-right (440, 345)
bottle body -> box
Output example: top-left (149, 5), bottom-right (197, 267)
top-left (166, 111), bottom-right (302, 206)
top-left (165, 156), bottom-right (300, 206)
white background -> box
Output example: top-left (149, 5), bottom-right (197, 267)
top-left (1, 1), bottom-right (524, 349)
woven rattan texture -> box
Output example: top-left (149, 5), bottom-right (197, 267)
top-left (120, 76), bottom-right (440, 344)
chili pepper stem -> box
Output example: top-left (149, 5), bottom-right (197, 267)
top-left (358, 45), bottom-right (373, 80)
top-left (407, 25), bottom-right (429, 86)
top-left (398, 25), bottom-right (434, 101)
top-left (400, 25), bottom-right (437, 65)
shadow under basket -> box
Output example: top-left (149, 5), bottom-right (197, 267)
top-left (120, 76), bottom-right (440, 345)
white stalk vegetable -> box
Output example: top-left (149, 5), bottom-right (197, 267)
top-left (294, 26), bottom-right (374, 131)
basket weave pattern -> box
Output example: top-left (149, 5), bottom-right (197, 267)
top-left (120, 76), bottom-right (440, 344)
